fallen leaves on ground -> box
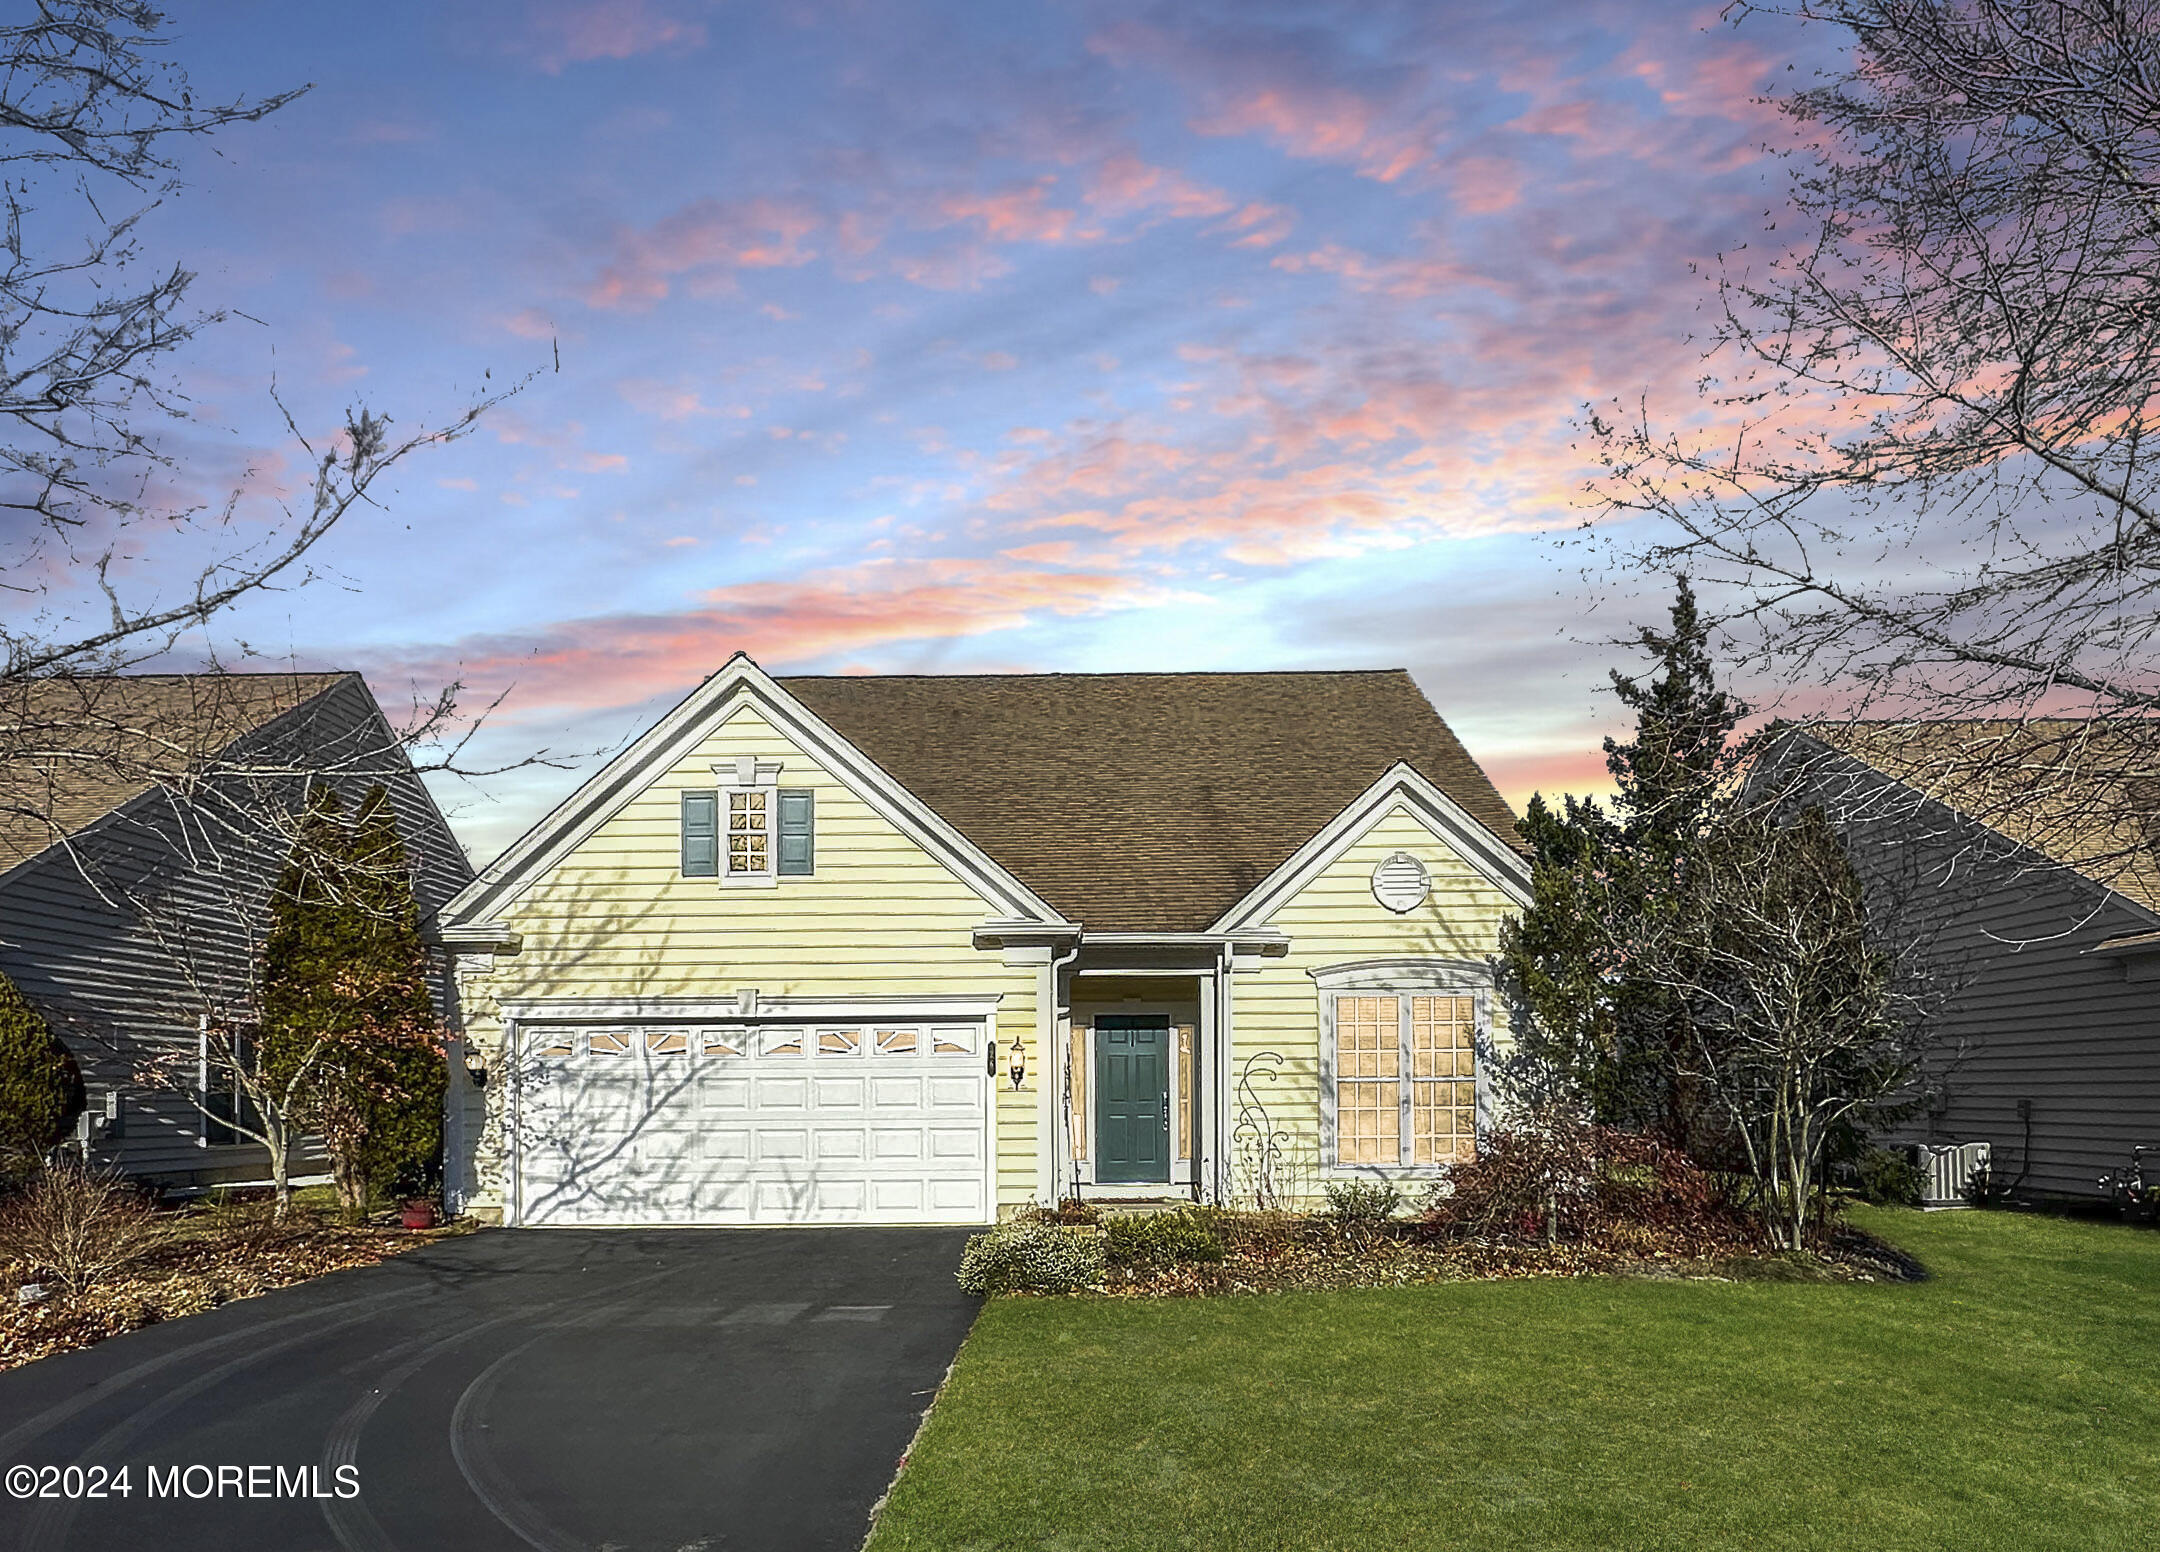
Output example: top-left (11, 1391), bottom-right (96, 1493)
top-left (1, 1217), bottom-right (468, 1372)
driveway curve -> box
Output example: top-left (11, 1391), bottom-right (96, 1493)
top-left (0, 1227), bottom-right (979, 1552)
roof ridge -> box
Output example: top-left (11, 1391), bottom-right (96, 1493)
top-left (772, 667), bottom-right (1412, 683)
top-left (26, 669), bottom-right (355, 683)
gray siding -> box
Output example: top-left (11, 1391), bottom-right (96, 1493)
top-left (0, 675), bottom-right (472, 1186)
top-left (1776, 736), bottom-right (2160, 1200)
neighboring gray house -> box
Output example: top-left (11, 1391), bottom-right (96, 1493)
top-left (1765, 720), bottom-right (2160, 1202)
top-left (0, 673), bottom-right (471, 1188)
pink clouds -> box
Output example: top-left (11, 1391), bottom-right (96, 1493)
top-left (615, 378), bottom-right (749, 421)
top-left (1089, 20), bottom-right (1436, 183)
top-left (1270, 243), bottom-right (1479, 298)
top-left (1216, 201), bottom-right (1296, 248)
top-left (1446, 154), bottom-right (1524, 215)
top-left (394, 559), bottom-right (1173, 714)
top-left (937, 180), bottom-right (1084, 245)
top-left (511, 0), bottom-right (708, 75)
top-left (1084, 151), bottom-right (1234, 220)
top-left (1483, 746), bottom-right (1618, 810)
top-left (490, 411), bottom-right (631, 475)
top-left (586, 197), bottom-right (820, 310)
top-left (1195, 87), bottom-right (1427, 182)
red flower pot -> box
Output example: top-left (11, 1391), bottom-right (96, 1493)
top-left (400, 1200), bottom-right (439, 1230)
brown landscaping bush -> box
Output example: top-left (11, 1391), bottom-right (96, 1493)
top-left (0, 1166), bottom-right (167, 1300)
top-left (196, 1188), bottom-right (318, 1254)
top-left (1322, 1179), bottom-right (1404, 1230)
top-left (1421, 1109), bottom-right (1758, 1257)
top-left (1025, 1198), bottom-right (1102, 1227)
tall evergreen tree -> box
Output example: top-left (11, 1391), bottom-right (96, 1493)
top-left (261, 785), bottom-right (444, 1220)
top-left (0, 972), bottom-right (83, 1172)
top-left (1498, 578), bottom-right (1748, 1147)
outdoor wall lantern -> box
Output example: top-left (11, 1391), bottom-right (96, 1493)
top-left (464, 1048), bottom-right (489, 1089)
top-left (1009, 1035), bottom-right (1027, 1090)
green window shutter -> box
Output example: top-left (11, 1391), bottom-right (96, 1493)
top-left (777, 789), bottom-right (814, 876)
top-left (681, 791), bottom-right (719, 877)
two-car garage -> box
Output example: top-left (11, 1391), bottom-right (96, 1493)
top-left (506, 1013), bottom-right (993, 1226)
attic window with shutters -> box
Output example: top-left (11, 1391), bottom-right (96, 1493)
top-left (683, 756), bottom-right (815, 885)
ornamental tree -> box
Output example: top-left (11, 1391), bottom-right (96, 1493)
top-left (260, 785), bottom-right (445, 1221)
top-left (0, 971), bottom-right (83, 1172)
top-left (1498, 579), bottom-right (1750, 1150)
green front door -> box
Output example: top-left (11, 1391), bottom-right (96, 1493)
top-left (1095, 1016), bottom-right (1170, 1184)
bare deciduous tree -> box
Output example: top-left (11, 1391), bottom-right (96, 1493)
top-left (0, 3), bottom-right (535, 692)
top-left (1589, 0), bottom-right (2160, 860)
top-left (134, 1017), bottom-right (323, 1216)
top-left (1638, 807), bottom-right (1934, 1249)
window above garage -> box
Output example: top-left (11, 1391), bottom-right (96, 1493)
top-left (682, 756), bottom-right (814, 883)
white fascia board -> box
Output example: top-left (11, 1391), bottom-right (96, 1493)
top-left (496, 993), bottom-right (1005, 1022)
top-left (442, 653), bottom-right (1062, 928)
top-left (1209, 761), bottom-right (1531, 933)
top-left (1080, 930), bottom-right (1292, 951)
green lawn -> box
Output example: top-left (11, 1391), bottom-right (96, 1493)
top-left (868, 1209), bottom-right (2160, 1551)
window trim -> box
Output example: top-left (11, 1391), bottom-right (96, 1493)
top-left (721, 784), bottom-right (778, 885)
top-left (1314, 962), bottom-right (1489, 1175)
top-left (197, 1019), bottom-right (254, 1148)
top-left (685, 766), bottom-right (815, 886)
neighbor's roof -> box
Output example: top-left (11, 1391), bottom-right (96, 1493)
top-left (0, 673), bottom-right (352, 876)
top-left (1795, 717), bottom-right (2160, 918)
top-left (780, 669), bottom-right (1524, 933)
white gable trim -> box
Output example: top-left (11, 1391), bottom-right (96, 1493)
top-left (442, 654), bottom-right (1068, 928)
top-left (1209, 761), bottom-right (1531, 932)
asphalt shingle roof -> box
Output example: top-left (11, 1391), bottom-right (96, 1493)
top-left (0, 673), bottom-right (351, 876)
top-left (779, 669), bottom-right (1523, 932)
top-left (1799, 718), bottom-right (2160, 918)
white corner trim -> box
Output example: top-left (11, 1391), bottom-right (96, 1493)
top-left (1210, 762), bottom-right (1531, 932)
top-left (440, 654), bottom-right (1064, 929)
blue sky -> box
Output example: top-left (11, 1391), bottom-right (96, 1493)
top-left (49, 1), bottom-right (1846, 856)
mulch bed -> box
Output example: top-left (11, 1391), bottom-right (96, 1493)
top-left (2, 1217), bottom-right (470, 1373)
top-left (1079, 1215), bottom-right (1927, 1299)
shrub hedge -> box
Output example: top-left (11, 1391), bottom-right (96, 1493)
top-left (956, 1221), bottom-right (1106, 1295)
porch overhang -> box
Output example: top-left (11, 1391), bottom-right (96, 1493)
top-left (436, 920), bottom-right (523, 957)
top-left (972, 918), bottom-right (1082, 966)
top-left (1074, 930), bottom-right (1291, 970)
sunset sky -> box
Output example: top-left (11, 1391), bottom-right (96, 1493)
top-left (78, 1), bottom-right (1846, 857)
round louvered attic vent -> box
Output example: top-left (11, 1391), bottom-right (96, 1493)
top-left (1370, 851), bottom-right (1430, 914)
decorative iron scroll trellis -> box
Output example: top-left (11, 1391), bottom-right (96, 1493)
top-left (1231, 1048), bottom-right (1294, 1210)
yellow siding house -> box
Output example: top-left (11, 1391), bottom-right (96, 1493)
top-left (437, 656), bottom-right (1530, 1225)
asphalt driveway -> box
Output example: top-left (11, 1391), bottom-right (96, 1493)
top-left (0, 1226), bottom-right (980, 1552)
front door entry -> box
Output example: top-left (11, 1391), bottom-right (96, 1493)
top-left (1095, 1016), bottom-right (1171, 1184)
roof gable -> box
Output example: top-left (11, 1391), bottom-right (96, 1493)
top-left (1209, 762), bottom-right (1532, 932)
top-left (781, 668), bottom-right (1523, 932)
top-left (441, 656), bottom-right (1067, 930)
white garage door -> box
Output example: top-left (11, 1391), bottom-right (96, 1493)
top-left (510, 1019), bottom-right (991, 1226)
